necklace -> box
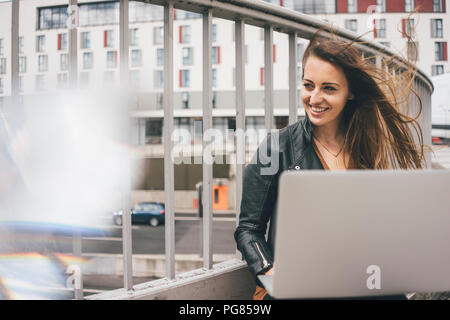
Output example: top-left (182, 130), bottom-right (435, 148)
top-left (312, 134), bottom-right (345, 167)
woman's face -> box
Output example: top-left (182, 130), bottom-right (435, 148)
top-left (301, 55), bottom-right (353, 131)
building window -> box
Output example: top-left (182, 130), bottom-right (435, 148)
top-left (0, 39), bottom-right (3, 56)
top-left (212, 46), bottom-right (221, 64)
top-left (57, 73), bottom-right (68, 88)
top-left (212, 68), bottom-right (217, 88)
top-left (402, 19), bottom-right (415, 38)
top-left (104, 30), bottom-right (114, 48)
top-left (81, 32), bottom-right (90, 49)
top-left (292, 0), bottom-right (336, 14)
top-left (154, 70), bottom-right (164, 88)
top-left (374, 19), bottom-right (386, 38)
top-left (0, 58), bottom-right (5, 74)
top-left (36, 35), bottom-right (45, 52)
top-left (38, 55), bottom-right (48, 72)
top-left (379, 41), bottom-right (390, 47)
top-left (212, 24), bottom-right (217, 43)
top-left (182, 47), bottom-right (193, 65)
top-left (38, 6), bottom-right (68, 30)
top-left (79, 2), bottom-right (119, 27)
top-left (130, 28), bottom-right (139, 46)
top-left (106, 51), bottom-right (117, 68)
top-left (154, 27), bottom-right (163, 45)
top-left (179, 70), bottom-right (190, 87)
top-left (348, 0), bottom-right (357, 13)
top-left (345, 19), bottom-right (357, 33)
top-left (19, 37), bottom-right (24, 54)
top-left (435, 42), bottom-right (447, 61)
top-left (181, 92), bottom-right (190, 108)
top-left (130, 70), bottom-right (140, 89)
top-left (433, 0), bottom-right (444, 12)
top-left (405, 0), bottom-right (414, 12)
top-left (83, 52), bottom-right (93, 69)
top-left (18, 76), bottom-right (24, 93)
top-left (19, 56), bottom-right (26, 73)
top-left (376, 0), bottom-right (386, 12)
top-left (0, 78), bottom-right (3, 94)
top-left (58, 54), bottom-right (68, 72)
top-left (156, 48), bottom-right (164, 66)
top-left (35, 74), bottom-right (45, 91)
top-left (407, 41), bottom-right (419, 61)
top-left (156, 93), bottom-right (164, 109)
top-left (57, 33), bottom-right (67, 51)
top-left (130, 49), bottom-right (142, 68)
top-left (431, 19), bottom-right (443, 38)
top-left (179, 26), bottom-right (191, 44)
top-left (431, 65), bottom-right (444, 76)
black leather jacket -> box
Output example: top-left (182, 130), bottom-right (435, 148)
top-left (234, 117), bottom-right (324, 283)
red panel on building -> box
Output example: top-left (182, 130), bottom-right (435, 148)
top-left (386, 0), bottom-right (404, 12)
top-left (358, 0), bottom-right (376, 13)
top-left (57, 34), bottom-right (61, 50)
top-left (273, 45), bottom-right (276, 63)
top-left (218, 46), bottom-right (221, 64)
top-left (444, 42), bottom-right (448, 61)
top-left (415, 0), bottom-right (433, 12)
top-left (260, 67), bottom-right (264, 86)
top-left (104, 31), bottom-right (107, 47)
top-left (337, 0), bottom-right (348, 13)
top-left (443, 0), bottom-right (446, 13)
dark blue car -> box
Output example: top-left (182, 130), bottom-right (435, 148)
top-left (113, 202), bottom-right (165, 227)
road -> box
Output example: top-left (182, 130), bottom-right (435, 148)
top-left (74, 215), bottom-right (238, 256)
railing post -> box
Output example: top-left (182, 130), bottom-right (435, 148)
top-left (264, 25), bottom-right (273, 131)
top-left (119, 0), bottom-right (134, 291)
top-left (288, 32), bottom-right (298, 125)
top-left (202, 8), bottom-right (213, 270)
top-left (68, 0), bottom-right (78, 88)
top-left (163, 1), bottom-right (176, 280)
top-left (11, 0), bottom-right (19, 104)
top-left (235, 18), bottom-right (246, 259)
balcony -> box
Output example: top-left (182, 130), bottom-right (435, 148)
top-left (4, 0), bottom-right (433, 300)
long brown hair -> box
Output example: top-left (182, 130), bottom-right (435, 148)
top-left (302, 31), bottom-right (426, 169)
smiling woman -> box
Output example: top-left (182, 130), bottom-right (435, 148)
top-left (235, 32), bottom-right (426, 300)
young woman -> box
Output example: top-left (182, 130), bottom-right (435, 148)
top-left (234, 35), bottom-right (426, 300)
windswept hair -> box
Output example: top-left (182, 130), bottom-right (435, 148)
top-left (302, 26), bottom-right (427, 169)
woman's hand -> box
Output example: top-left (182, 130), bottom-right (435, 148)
top-left (264, 267), bottom-right (274, 276)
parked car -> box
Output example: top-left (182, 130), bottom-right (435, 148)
top-left (113, 202), bottom-right (165, 227)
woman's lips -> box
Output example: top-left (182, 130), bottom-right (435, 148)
top-left (309, 104), bottom-right (330, 116)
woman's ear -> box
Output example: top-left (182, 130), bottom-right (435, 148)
top-left (348, 92), bottom-right (354, 100)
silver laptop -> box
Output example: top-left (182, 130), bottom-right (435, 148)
top-left (258, 170), bottom-right (450, 299)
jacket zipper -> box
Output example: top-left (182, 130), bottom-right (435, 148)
top-left (254, 242), bottom-right (270, 269)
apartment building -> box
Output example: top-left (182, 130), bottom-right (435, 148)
top-left (0, 0), bottom-right (447, 209)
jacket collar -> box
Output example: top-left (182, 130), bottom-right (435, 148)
top-left (291, 115), bottom-right (323, 170)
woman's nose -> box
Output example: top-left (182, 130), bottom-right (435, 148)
top-left (309, 89), bottom-right (323, 104)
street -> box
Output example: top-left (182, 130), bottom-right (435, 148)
top-left (73, 216), bottom-right (237, 256)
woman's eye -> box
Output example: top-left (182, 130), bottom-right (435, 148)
top-left (303, 83), bottom-right (313, 89)
top-left (324, 86), bottom-right (337, 91)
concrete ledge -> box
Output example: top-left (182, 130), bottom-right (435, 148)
top-left (85, 259), bottom-right (255, 300)
top-left (81, 253), bottom-right (236, 278)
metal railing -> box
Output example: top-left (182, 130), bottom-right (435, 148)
top-left (6, 0), bottom-right (433, 300)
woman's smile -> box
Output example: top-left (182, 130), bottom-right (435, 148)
top-left (309, 104), bottom-right (330, 116)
